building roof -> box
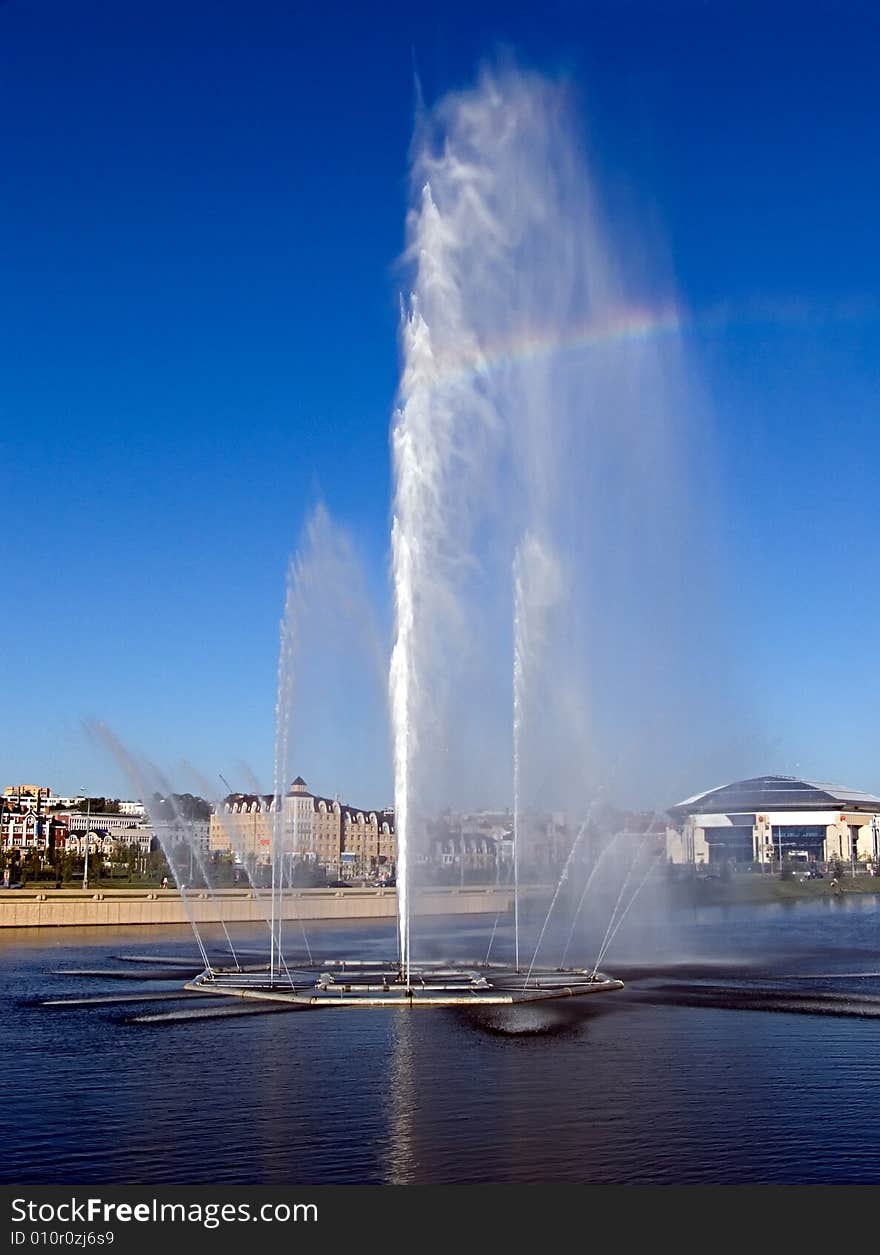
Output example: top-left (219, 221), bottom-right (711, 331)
top-left (668, 775), bottom-right (880, 819)
top-left (218, 785), bottom-right (395, 830)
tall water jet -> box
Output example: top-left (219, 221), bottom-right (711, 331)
top-left (389, 522), bottom-right (414, 982)
top-left (272, 545), bottom-right (299, 983)
top-left (86, 721), bottom-right (213, 971)
top-left (391, 63), bottom-right (724, 971)
top-left (560, 826), bottom-right (625, 967)
top-left (390, 174), bottom-right (503, 980)
top-left (513, 534), bottom-right (564, 970)
top-left (181, 760), bottom-right (274, 939)
top-left (272, 502), bottom-right (390, 977)
top-left (512, 573), bottom-right (522, 974)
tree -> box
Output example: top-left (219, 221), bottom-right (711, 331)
top-left (47, 847), bottom-right (62, 885)
top-left (7, 852), bottom-right (22, 885)
top-left (291, 860), bottom-right (326, 888)
top-left (147, 848), bottom-right (167, 883)
top-left (150, 792), bottom-right (210, 822)
top-left (22, 849), bottom-right (42, 885)
top-left (75, 797), bottom-right (109, 814)
top-left (126, 843), bottom-right (140, 882)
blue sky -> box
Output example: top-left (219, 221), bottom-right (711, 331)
top-left (2, 1), bottom-right (879, 805)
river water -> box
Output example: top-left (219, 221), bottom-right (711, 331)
top-left (4, 894), bottom-right (880, 1185)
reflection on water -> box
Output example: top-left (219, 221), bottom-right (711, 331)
top-left (387, 1012), bottom-right (416, 1184)
top-left (4, 899), bottom-right (880, 1184)
top-left (458, 1000), bottom-right (608, 1038)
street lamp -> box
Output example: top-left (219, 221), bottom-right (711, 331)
top-left (82, 791), bottom-right (90, 890)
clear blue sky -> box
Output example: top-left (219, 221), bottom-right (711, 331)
top-left (2, 1), bottom-right (878, 805)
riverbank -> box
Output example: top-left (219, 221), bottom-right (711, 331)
top-left (0, 884), bottom-right (513, 927)
top-left (663, 872), bottom-right (880, 908)
top-left (4, 873), bottom-right (875, 928)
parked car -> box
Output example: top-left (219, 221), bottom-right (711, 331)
top-left (804, 869), bottom-right (824, 879)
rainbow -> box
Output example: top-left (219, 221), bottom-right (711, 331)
top-left (422, 295), bottom-right (875, 384)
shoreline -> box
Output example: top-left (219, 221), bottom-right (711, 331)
top-left (0, 884), bottom-right (513, 928)
top-left (4, 872), bottom-right (877, 929)
top-left (663, 872), bottom-right (880, 908)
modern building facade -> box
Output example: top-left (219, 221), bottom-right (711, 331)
top-left (65, 811), bottom-right (150, 839)
top-left (666, 776), bottom-right (880, 868)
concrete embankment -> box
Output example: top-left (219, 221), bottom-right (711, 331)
top-left (0, 885), bottom-right (513, 928)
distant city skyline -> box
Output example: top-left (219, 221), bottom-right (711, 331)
top-left (3, 2), bottom-right (879, 807)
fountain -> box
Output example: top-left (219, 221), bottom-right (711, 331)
top-left (66, 63), bottom-right (713, 1013)
top-left (176, 66), bottom-right (655, 1008)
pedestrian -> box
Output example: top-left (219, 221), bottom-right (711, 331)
top-left (161, 875), bottom-right (168, 889)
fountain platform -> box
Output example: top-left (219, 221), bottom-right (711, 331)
top-left (184, 958), bottom-right (625, 1008)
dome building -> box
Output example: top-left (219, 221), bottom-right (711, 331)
top-left (665, 776), bottom-right (880, 869)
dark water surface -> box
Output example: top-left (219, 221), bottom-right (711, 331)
top-left (4, 895), bottom-right (880, 1185)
